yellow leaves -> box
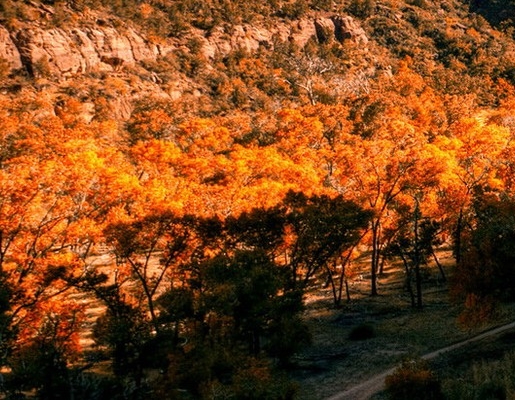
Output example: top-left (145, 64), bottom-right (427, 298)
top-left (124, 107), bottom-right (375, 216)
top-left (105, 204), bottom-right (135, 226)
top-left (225, 145), bottom-right (320, 211)
top-left (17, 293), bottom-right (86, 359)
top-left (177, 118), bottom-right (233, 154)
top-left (132, 139), bottom-right (182, 167)
top-left (276, 108), bottom-right (324, 142)
top-left (446, 116), bottom-right (510, 188)
top-left (69, 148), bottom-right (105, 173)
top-left (427, 115), bottom-right (514, 219)
top-left (94, 119), bottom-right (120, 139)
top-left (330, 117), bottom-right (448, 218)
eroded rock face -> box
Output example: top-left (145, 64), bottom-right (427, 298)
top-left (0, 26), bottom-right (22, 70)
top-left (200, 15), bottom-right (368, 60)
top-left (8, 25), bottom-right (162, 77)
top-left (0, 13), bottom-right (367, 78)
top-left (289, 18), bottom-right (318, 48)
top-left (201, 24), bottom-right (278, 59)
top-left (314, 15), bottom-right (369, 45)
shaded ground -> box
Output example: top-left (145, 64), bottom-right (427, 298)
top-left (327, 321), bottom-right (515, 400)
top-left (290, 251), bottom-right (515, 400)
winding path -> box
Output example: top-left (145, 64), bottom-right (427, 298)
top-left (325, 321), bottom-right (515, 400)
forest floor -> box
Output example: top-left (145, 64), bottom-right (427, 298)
top-left (291, 250), bottom-right (515, 400)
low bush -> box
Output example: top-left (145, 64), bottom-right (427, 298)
top-left (385, 358), bottom-right (443, 400)
top-left (348, 323), bottom-right (376, 341)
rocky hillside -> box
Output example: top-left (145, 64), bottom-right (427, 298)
top-left (0, 6), bottom-right (368, 76)
top-left (0, 1), bottom-right (369, 119)
top-left (2, 0), bottom-right (515, 123)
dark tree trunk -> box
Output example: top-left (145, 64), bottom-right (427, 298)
top-left (454, 209), bottom-right (463, 266)
top-left (370, 220), bottom-right (380, 296)
top-left (399, 251), bottom-right (415, 308)
top-left (431, 248), bottom-right (446, 282)
top-left (345, 277), bottom-right (351, 302)
top-left (414, 199), bottom-right (423, 308)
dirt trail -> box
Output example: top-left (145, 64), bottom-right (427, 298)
top-left (325, 321), bottom-right (515, 400)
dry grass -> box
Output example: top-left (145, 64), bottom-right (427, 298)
top-left (291, 251), bottom-right (515, 400)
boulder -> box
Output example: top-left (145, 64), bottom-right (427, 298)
top-left (314, 17), bottom-right (335, 43)
top-left (332, 15), bottom-right (368, 45)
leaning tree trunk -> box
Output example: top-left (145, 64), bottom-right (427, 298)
top-left (431, 248), bottom-right (447, 282)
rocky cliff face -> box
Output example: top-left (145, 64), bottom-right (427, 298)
top-left (5, 24), bottom-right (165, 78)
top-left (0, 7), bottom-right (367, 80)
top-left (0, 26), bottom-right (22, 70)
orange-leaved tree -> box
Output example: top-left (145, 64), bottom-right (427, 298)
top-left (433, 116), bottom-right (511, 265)
top-left (0, 109), bottom-right (139, 390)
top-left (332, 109), bottom-right (447, 295)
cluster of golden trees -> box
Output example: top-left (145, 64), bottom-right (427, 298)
top-left (3, 0), bottom-right (515, 393)
top-left (1, 56), bottom-right (515, 397)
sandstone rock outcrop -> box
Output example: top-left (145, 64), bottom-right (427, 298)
top-left (314, 17), bottom-right (336, 43)
top-left (0, 12), bottom-right (367, 78)
top-left (289, 18), bottom-right (318, 48)
top-left (0, 26), bottom-right (22, 70)
top-left (201, 24), bottom-right (285, 60)
top-left (10, 25), bottom-right (163, 77)
top-left (314, 16), bottom-right (368, 45)
top-left (332, 15), bottom-right (368, 45)
top-left (200, 15), bottom-right (367, 60)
